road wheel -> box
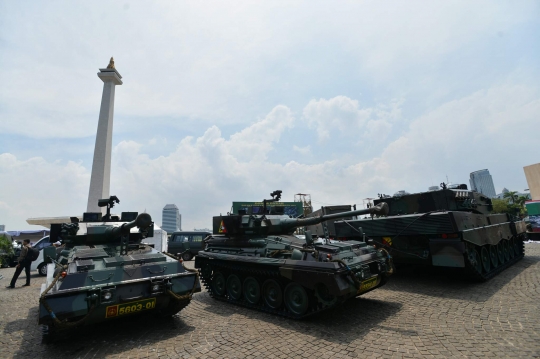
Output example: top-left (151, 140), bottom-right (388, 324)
top-left (512, 237), bottom-right (521, 257)
top-left (182, 252), bottom-right (193, 261)
top-left (497, 242), bottom-right (506, 264)
top-left (41, 323), bottom-right (58, 344)
top-left (226, 274), bottom-right (242, 300)
top-left (243, 277), bottom-right (261, 305)
top-left (489, 245), bottom-right (498, 268)
top-left (480, 246), bottom-right (491, 273)
top-left (473, 249), bottom-right (482, 273)
top-left (38, 263), bottom-right (48, 276)
top-left (262, 279), bottom-right (283, 309)
top-left (212, 271), bottom-right (226, 297)
top-left (284, 283), bottom-right (309, 316)
top-left (502, 240), bottom-right (510, 262)
top-left (508, 239), bottom-right (515, 259)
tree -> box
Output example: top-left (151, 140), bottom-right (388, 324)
top-left (0, 234), bottom-right (14, 267)
top-left (503, 191), bottom-right (519, 204)
top-left (492, 198), bottom-right (510, 214)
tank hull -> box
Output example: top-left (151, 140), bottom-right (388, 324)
top-left (39, 245), bottom-right (200, 342)
top-left (334, 211), bottom-right (526, 280)
top-left (195, 237), bottom-right (392, 319)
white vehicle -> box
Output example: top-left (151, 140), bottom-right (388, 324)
top-left (142, 224), bottom-right (168, 252)
top-left (31, 236), bottom-right (54, 276)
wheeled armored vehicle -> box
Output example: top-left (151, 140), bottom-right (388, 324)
top-left (194, 191), bottom-right (393, 318)
top-left (38, 197), bottom-right (200, 342)
top-left (333, 184), bottom-right (527, 280)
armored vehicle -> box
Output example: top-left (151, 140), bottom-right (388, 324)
top-left (38, 197), bottom-right (200, 343)
top-left (194, 191), bottom-right (393, 318)
top-left (333, 184), bottom-right (527, 281)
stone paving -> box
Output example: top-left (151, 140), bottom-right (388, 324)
top-left (1, 244), bottom-right (539, 359)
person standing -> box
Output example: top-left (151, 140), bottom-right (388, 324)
top-left (6, 239), bottom-right (32, 288)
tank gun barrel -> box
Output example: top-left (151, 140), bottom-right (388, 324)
top-left (111, 213), bottom-right (153, 237)
top-left (281, 202), bottom-right (388, 229)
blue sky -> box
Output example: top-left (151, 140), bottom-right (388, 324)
top-left (1, 1), bottom-right (539, 230)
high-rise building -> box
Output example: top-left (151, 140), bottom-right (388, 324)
top-left (469, 169), bottom-right (496, 198)
top-left (162, 204), bottom-right (181, 233)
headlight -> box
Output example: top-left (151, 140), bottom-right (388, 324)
top-left (103, 291), bottom-right (112, 301)
top-left (152, 284), bottom-right (160, 292)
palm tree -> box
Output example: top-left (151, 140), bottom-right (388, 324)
top-left (503, 191), bottom-right (518, 204)
top-left (516, 195), bottom-right (528, 208)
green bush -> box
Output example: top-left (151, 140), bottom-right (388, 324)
top-left (0, 234), bottom-right (14, 267)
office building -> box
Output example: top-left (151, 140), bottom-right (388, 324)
top-left (162, 204), bottom-right (181, 233)
top-left (469, 169), bottom-right (496, 198)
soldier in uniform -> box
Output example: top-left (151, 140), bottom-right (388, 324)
top-left (6, 239), bottom-right (32, 288)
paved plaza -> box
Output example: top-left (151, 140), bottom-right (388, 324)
top-left (1, 244), bottom-right (539, 359)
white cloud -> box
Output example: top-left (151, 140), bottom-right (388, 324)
top-left (0, 153), bottom-right (89, 229)
top-left (302, 96), bottom-right (401, 142)
top-left (1, 85), bottom-right (538, 230)
top-left (293, 145), bottom-right (311, 155)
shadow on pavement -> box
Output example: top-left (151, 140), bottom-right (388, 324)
top-left (382, 254), bottom-right (537, 302)
top-left (198, 292), bottom-right (403, 345)
top-left (8, 306), bottom-right (196, 359)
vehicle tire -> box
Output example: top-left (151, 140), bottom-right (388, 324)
top-left (284, 283), bottom-right (309, 316)
top-left (182, 252), bottom-right (193, 261)
top-left (497, 242), bottom-right (506, 264)
top-left (212, 271), bottom-right (226, 297)
top-left (226, 274), bottom-right (242, 300)
top-left (243, 277), bottom-right (261, 305)
top-left (38, 263), bottom-right (48, 276)
top-left (480, 246), bottom-right (491, 273)
top-left (262, 279), bottom-right (283, 309)
top-left (41, 323), bottom-right (58, 344)
top-left (489, 245), bottom-right (498, 268)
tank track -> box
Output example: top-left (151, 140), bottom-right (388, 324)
top-left (197, 257), bottom-right (356, 319)
top-left (465, 236), bottom-right (525, 281)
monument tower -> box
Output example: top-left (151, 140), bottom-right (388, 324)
top-left (87, 58), bottom-right (123, 213)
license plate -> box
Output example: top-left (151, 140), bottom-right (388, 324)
top-left (105, 298), bottom-right (156, 318)
top-left (358, 277), bottom-right (378, 293)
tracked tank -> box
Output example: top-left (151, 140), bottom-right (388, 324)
top-left (38, 196), bottom-right (200, 343)
top-left (194, 190), bottom-right (393, 318)
top-left (333, 184), bottom-right (527, 281)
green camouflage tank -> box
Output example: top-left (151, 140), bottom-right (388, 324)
top-left (332, 184), bottom-right (527, 280)
top-left (38, 197), bottom-right (200, 343)
top-left (194, 191), bottom-right (393, 318)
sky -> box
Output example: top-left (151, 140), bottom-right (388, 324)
top-left (1, 1), bottom-right (539, 231)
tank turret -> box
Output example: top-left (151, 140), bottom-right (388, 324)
top-left (373, 183), bottom-right (493, 216)
top-left (213, 190), bottom-right (389, 237)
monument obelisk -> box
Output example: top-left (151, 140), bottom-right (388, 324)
top-left (87, 57), bottom-right (123, 213)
